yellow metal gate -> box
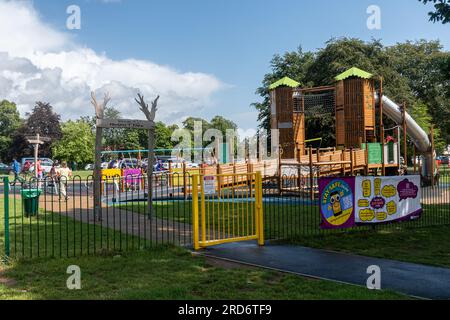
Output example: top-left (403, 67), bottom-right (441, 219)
top-left (192, 172), bottom-right (264, 250)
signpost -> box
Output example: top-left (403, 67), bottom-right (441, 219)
top-left (91, 92), bottom-right (158, 221)
top-left (26, 133), bottom-right (49, 178)
top-left (96, 119), bottom-right (154, 130)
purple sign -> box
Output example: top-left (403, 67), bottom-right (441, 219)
top-left (319, 177), bottom-right (356, 230)
top-left (123, 168), bottom-right (142, 186)
top-left (397, 178), bottom-right (419, 201)
top-left (370, 197), bottom-right (386, 210)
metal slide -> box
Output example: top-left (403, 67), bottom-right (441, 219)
top-left (375, 94), bottom-right (435, 180)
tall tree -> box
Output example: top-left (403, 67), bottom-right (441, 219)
top-left (252, 38), bottom-right (450, 148)
top-left (52, 119), bottom-right (95, 165)
top-left (9, 102), bottom-right (62, 159)
top-left (210, 116), bottom-right (238, 136)
top-left (102, 106), bottom-right (123, 150)
top-left (420, 0), bottom-right (450, 23)
top-left (0, 100), bottom-right (22, 162)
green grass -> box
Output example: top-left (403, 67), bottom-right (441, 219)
top-left (0, 246), bottom-right (408, 300)
top-left (72, 170), bottom-right (93, 180)
top-left (0, 196), bottom-right (145, 259)
top-left (121, 200), bottom-right (450, 268)
top-left (287, 225), bottom-right (450, 269)
top-left (0, 194), bottom-right (410, 300)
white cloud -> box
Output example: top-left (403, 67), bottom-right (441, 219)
top-left (0, 0), bottom-right (225, 123)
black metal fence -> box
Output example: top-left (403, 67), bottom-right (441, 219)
top-left (1, 171), bottom-right (449, 260)
top-left (263, 172), bottom-right (450, 240)
top-left (1, 173), bottom-right (193, 260)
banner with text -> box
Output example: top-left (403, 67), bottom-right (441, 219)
top-left (354, 176), bottom-right (422, 224)
top-left (319, 176), bottom-right (422, 229)
top-left (319, 177), bottom-right (356, 229)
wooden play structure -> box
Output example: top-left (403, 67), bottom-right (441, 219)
top-left (268, 67), bottom-right (417, 178)
top-left (99, 67), bottom-right (437, 204)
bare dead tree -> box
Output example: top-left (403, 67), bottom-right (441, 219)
top-left (91, 91), bottom-right (110, 221)
top-left (134, 93), bottom-right (159, 219)
top-left (91, 91), bottom-right (111, 119)
top-left (135, 93), bottom-right (159, 122)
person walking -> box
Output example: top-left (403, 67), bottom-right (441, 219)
top-left (12, 158), bottom-right (21, 182)
top-left (57, 161), bottom-right (72, 201)
top-left (48, 163), bottom-right (59, 195)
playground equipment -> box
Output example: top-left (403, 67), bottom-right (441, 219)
top-left (375, 94), bottom-right (436, 184)
top-left (269, 67), bottom-right (437, 185)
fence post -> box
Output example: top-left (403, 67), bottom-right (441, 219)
top-left (3, 177), bottom-right (10, 259)
top-left (182, 162), bottom-right (187, 200)
top-left (192, 174), bottom-right (200, 250)
top-left (199, 174), bottom-right (206, 246)
top-left (309, 146), bottom-right (314, 200)
top-left (255, 172), bottom-right (264, 246)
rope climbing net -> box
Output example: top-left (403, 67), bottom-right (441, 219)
top-left (293, 90), bottom-right (335, 116)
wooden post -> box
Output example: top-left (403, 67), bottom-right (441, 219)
top-left (278, 146), bottom-right (282, 195)
top-left (413, 146), bottom-right (417, 174)
top-left (430, 125), bottom-right (435, 186)
top-left (350, 148), bottom-right (354, 175)
top-left (402, 102), bottom-right (408, 170)
top-left (94, 127), bottom-right (103, 221)
top-left (309, 146), bottom-right (314, 200)
top-left (216, 163), bottom-right (221, 194)
top-left (379, 78), bottom-right (385, 176)
top-left (365, 143), bottom-right (369, 175)
top-left (134, 93), bottom-right (159, 219)
top-left (397, 126), bottom-right (402, 173)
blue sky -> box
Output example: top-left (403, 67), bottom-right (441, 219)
top-left (4, 0), bottom-right (450, 129)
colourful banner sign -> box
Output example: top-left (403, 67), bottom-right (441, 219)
top-left (123, 168), bottom-right (142, 185)
top-left (319, 177), bottom-right (356, 229)
top-left (354, 176), bottom-right (422, 224)
top-left (319, 176), bottom-right (422, 229)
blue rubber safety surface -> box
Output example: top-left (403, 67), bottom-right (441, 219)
top-left (202, 242), bottom-right (450, 299)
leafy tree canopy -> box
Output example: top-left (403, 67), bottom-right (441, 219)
top-left (0, 100), bottom-right (22, 162)
top-left (253, 38), bottom-right (450, 150)
top-left (52, 119), bottom-right (95, 165)
top-left (420, 0), bottom-right (450, 24)
top-left (9, 102), bottom-right (62, 159)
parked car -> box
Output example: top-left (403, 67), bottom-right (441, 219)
top-left (0, 163), bottom-right (13, 175)
top-left (186, 162), bottom-right (200, 169)
top-left (21, 157), bottom-right (52, 167)
top-left (85, 164), bottom-right (94, 170)
top-left (28, 159), bottom-right (54, 174)
top-left (439, 156), bottom-right (449, 165)
top-left (119, 158), bottom-right (139, 169)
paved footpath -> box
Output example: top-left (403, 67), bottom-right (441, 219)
top-left (201, 242), bottom-right (450, 300)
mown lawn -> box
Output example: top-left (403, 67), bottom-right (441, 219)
top-left (71, 171), bottom-right (93, 180)
top-left (0, 195), bottom-right (144, 259)
top-left (0, 194), bottom-right (409, 300)
top-left (0, 246), bottom-right (408, 300)
top-left (122, 200), bottom-right (450, 268)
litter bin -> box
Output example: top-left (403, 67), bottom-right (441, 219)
top-left (21, 189), bottom-right (42, 217)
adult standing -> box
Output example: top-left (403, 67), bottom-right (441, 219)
top-left (57, 161), bottom-right (72, 201)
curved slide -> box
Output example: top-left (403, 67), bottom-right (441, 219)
top-left (375, 94), bottom-right (435, 179)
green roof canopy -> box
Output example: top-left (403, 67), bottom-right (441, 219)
top-left (269, 77), bottom-right (300, 90)
top-left (335, 67), bottom-right (373, 81)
